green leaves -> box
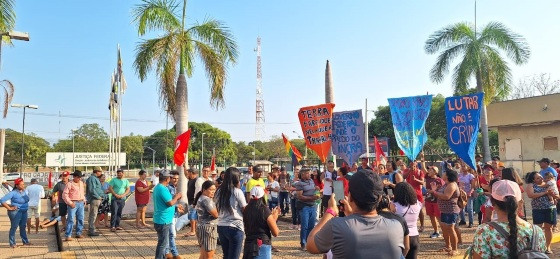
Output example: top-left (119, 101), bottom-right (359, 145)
top-left (0, 0), bottom-right (16, 41)
top-left (133, 0), bottom-right (181, 36)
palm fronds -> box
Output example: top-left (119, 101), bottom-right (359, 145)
top-left (1, 79), bottom-right (14, 118)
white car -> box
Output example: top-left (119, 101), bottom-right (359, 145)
top-left (3, 173), bottom-right (20, 181)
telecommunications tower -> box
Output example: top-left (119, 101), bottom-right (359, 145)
top-left (255, 37), bottom-right (265, 141)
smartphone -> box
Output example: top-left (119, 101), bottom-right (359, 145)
top-left (333, 181), bottom-right (345, 203)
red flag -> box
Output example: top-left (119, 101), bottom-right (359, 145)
top-left (210, 155), bottom-right (216, 171)
top-left (174, 129), bottom-right (192, 166)
top-left (399, 149), bottom-right (405, 156)
top-left (48, 172), bottom-right (53, 188)
top-left (374, 136), bottom-right (387, 166)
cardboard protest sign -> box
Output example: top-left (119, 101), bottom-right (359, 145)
top-left (445, 92), bottom-right (484, 169)
top-left (332, 109), bottom-right (365, 166)
top-left (298, 103), bottom-right (335, 163)
top-left (388, 95), bottom-right (432, 160)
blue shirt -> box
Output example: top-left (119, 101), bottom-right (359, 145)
top-left (540, 166), bottom-right (558, 179)
top-left (0, 189), bottom-right (30, 210)
top-left (153, 184), bottom-right (174, 225)
top-left (167, 184), bottom-right (180, 216)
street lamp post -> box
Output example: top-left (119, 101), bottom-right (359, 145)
top-left (292, 131), bottom-right (308, 159)
top-left (144, 146), bottom-right (156, 176)
top-left (11, 104), bottom-right (38, 176)
top-left (72, 129), bottom-right (76, 171)
top-left (201, 133), bottom-right (206, 174)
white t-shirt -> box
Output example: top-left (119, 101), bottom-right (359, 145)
top-left (151, 174), bottom-right (159, 186)
top-left (25, 184), bottom-right (45, 207)
top-left (323, 171), bottom-right (334, 195)
top-left (268, 181), bottom-right (280, 198)
top-left (195, 176), bottom-right (212, 195)
top-left (393, 202), bottom-right (422, 236)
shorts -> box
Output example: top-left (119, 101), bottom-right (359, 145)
top-left (425, 202), bottom-right (441, 218)
top-left (533, 208), bottom-right (557, 225)
top-left (59, 203), bottom-right (68, 217)
top-left (440, 213), bottom-right (459, 225)
top-left (136, 204), bottom-right (147, 208)
top-left (188, 207), bottom-right (198, 221)
top-left (27, 206), bottom-right (40, 218)
top-left (197, 224), bottom-right (218, 251)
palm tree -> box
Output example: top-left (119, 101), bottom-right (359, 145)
top-left (133, 0), bottom-right (238, 195)
top-left (425, 22), bottom-right (530, 162)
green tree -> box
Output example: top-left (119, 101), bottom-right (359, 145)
top-left (53, 123), bottom-right (109, 152)
top-left (425, 22), bottom-right (530, 162)
top-left (133, 0), bottom-right (238, 195)
top-left (188, 122), bottom-right (235, 166)
top-left (122, 134), bottom-right (144, 166)
top-left (4, 129), bottom-right (51, 171)
top-left (144, 129), bottom-right (175, 166)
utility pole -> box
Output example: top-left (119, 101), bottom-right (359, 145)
top-left (11, 104), bottom-right (38, 176)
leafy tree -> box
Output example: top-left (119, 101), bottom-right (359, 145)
top-left (188, 122), bottom-right (235, 166)
top-left (53, 123), bottom-right (109, 152)
top-left (133, 0), bottom-right (238, 195)
top-left (4, 129), bottom-right (51, 171)
top-left (122, 134), bottom-right (144, 165)
top-left (144, 128), bottom-right (175, 166)
top-left (425, 21), bottom-right (530, 162)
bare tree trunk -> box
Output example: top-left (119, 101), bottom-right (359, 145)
top-left (175, 73), bottom-right (189, 203)
top-left (325, 60), bottom-right (336, 166)
top-left (476, 72), bottom-right (491, 163)
top-left (0, 129), bottom-right (5, 183)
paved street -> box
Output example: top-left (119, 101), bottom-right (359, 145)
top-left (0, 200), bottom-right (559, 258)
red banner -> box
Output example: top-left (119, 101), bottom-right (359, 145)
top-left (298, 103), bottom-right (335, 163)
top-left (174, 129), bottom-right (192, 166)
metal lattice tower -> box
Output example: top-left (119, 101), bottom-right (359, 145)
top-left (255, 36), bottom-right (265, 141)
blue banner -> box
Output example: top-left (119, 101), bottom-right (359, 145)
top-left (332, 109), bottom-right (365, 165)
top-left (388, 95), bottom-right (432, 160)
top-left (445, 92), bottom-right (484, 169)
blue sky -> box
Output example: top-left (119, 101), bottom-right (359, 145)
top-left (1, 0), bottom-right (559, 144)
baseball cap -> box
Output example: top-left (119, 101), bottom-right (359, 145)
top-left (492, 180), bottom-right (522, 202)
top-left (428, 166), bottom-right (439, 174)
top-left (30, 178), bottom-right (38, 183)
top-left (349, 170), bottom-right (383, 207)
top-left (211, 171), bottom-right (217, 175)
top-left (497, 162), bottom-right (505, 168)
top-left (253, 166), bottom-right (263, 172)
top-left (250, 185), bottom-right (265, 199)
top-left (483, 164), bottom-right (493, 170)
top-left (71, 171), bottom-right (84, 177)
top-left (14, 178), bottom-right (24, 185)
top-left (538, 158), bottom-right (551, 164)
top-left (160, 169), bottom-right (171, 177)
top-left (61, 171), bottom-right (70, 177)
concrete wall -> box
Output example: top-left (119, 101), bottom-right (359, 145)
top-left (497, 122), bottom-right (560, 173)
top-left (487, 93), bottom-right (560, 127)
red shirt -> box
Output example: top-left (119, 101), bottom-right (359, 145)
top-left (135, 180), bottom-right (150, 205)
top-left (313, 178), bottom-right (323, 191)
top-left (405, 169), bottom-right (425, 202)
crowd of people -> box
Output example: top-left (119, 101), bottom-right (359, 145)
top-left (1, 155), bottom-right (559, 258)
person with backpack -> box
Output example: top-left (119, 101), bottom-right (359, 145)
top-left (428, 169), bottom-right (461, 256)
top-left (471, 180), bottom-right (548, 258)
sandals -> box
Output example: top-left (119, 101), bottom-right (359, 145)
top-left (545, 250), bottom-right (553, 254)
top-left (438, 247), bottom-right (451, 252)
top-left (116, 227), bottom-right (124, 230)
top-left (447, 250), bottom-right (459, 256)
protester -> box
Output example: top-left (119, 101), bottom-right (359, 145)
top-left (538, 158), bottom-right (557, 179)
top-left (135, 170), bottom-right (153, 228)
top-left (63, 171), bottom-right (86, 241)
top-left (501, 168), bottom-right (526, 218)
top-left (383, 160), bottom-right (404, 197)
top-left (242, 186), bottom-right (281, 259)
top-left (196, 167), bottom-right (213, 195)
top-left (216, 167), bottom-right (247, 259)
top-left (52, 171), bottom-right (70, 230)
top-left (165, 170), bottom-right (183, 258)
top-left (96, 174), bottom-right (111, 228)
top-left (458, 163), bottom-right (476, 228)
top-left (266, 173), bottom-right (280, 210)
top-left (25, 178), bottom-right (45, 234)
top-left (321, 161), bottom-right (336, 216)
top-left (193, 180), bottom-right (218, 259)
top-left (294, 168), bottom-right (320, 251)
top-left (428, 169), bottom-right (461, 256)
top-left (359, 157), bottom-right (372, 170)
top-left (471, 180), bottom-right (547, 257)
top-left (242, 166), bottom-right (253, 197)
top-left (185, 168), bottom-right (199, 237)
top-left (108, 168), bottom-right (130, 232)
top-left (152, 170), bottom-right (182, 259)
top-left (306, 171), bottom-right (405, 258)
top-left (85, 168), bottom-right (105, 236)
top-left (525, 171), bottom-right (559, 253)
top-left (377, 194), bottom-right (410, 257)
top-left (246, 166), bottom-right (265, 202)
top-left (216, 171), bottom-right (225, 188)
top-left (0, 178), bottom-right (30, 248)
top-left (404, 160), bottom-right (425, 232)
top-left (277, 167), bottom-right (291, 217)
top-left (289, 167), bottom-right (301, 230)
top-left (421, 162), bottom-right (444, 239)
top-left (392, 182), bottom-right (422, 259)
top-left (39, 215), bottom-right (62, 229)
top-left (152, 169), bottom-right (161, 186)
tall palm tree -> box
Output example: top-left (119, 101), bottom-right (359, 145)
top-left (133, 0), bottom-right (238, 195)
top-left (425, 22), bottom-right (530, 162)
top-left (0, 0), bottom-right (16, 116)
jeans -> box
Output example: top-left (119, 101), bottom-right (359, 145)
top-left (66, 201), bottom-right (85, 237)
top-left (88, 199), bottom-right (101, 234)
top-left (154, 223), bottom-right (171, 259)
top-left (254, 244), bottom-right (272, 259)
top-left (299, 205), bottom-right (317, 246)
top-left (459, 196), bottom-right (474, 225)
top-left (291, 198), bottom-right (300, 225)
top-left (268, 197), bottom-right (278, 211)
top-left (165, 217), bottom-right (179, 256)
top-left (110, 198), bottom-right (125, 228)
top-left (279, 192), bottom-right (290, 214)
top-left (7, 209), bottom-right (29, 246)
top-left (217, 226), bottom-right (244, 259)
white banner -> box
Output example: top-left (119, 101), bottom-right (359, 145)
top-left (46, 152), bottom-right (126, 167)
